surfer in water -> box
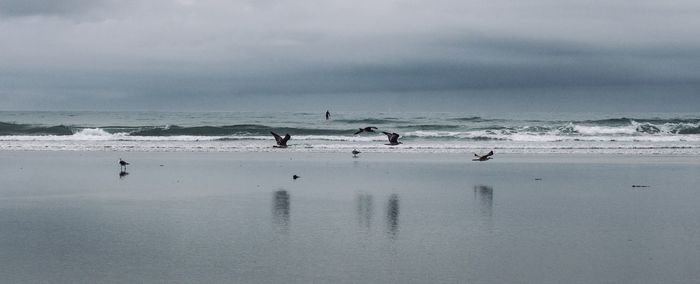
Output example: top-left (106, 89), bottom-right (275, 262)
top-left (325, 110), bottom-right (330, 120)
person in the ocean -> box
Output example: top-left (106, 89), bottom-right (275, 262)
top-left (325, 110), bottom-right (330, 120)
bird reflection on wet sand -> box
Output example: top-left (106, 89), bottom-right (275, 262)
top-left (272, 190), bottom-right (290, 232)
top-left (386, 194), bottom-right (400, 239)
top-left (119, 170), bottom-right (129, 179)
top-left (356, 194), bottom-right (374, 230)
top-left (473, 185), bottom-right (493, 217)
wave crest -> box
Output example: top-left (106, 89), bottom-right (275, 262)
top-left (0, 122), bottom-right (73, 136)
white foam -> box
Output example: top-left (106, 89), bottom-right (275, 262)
top-left (572, 125), bottom-right (638, 135)
top-left (1, 137), bottom-right (699, 155)
top-left (1, 125), bottom-right (700, 154)
top-left (72, 128), bottom-right (127, 140)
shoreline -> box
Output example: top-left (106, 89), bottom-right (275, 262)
top-left (2, 149), bottom-right (699, 164)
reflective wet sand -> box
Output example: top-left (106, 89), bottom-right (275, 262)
top-left (1, 152), bottom-right (699, 283)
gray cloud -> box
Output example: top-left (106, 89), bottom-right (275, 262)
top-left (0, 0), bottom-right (109, 18)
top-left (0, 0), bottom-right (699, 111)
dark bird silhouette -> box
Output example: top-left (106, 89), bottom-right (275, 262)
top-left (382, 132), bottom-right (402, 145)
top-left (293, 174), bottom-right (300, 180)
top-left (119, 158), bottom-right (130, 170)
top-left (354, 126), bottom-right (378, 135)
top-left (352, 149), bottom-right (361, 157)
top-left (473, 151), bottom-right (494, 161)
top-left (271, 131), bottom-right (291, 148)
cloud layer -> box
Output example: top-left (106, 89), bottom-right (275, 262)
top-left (1, 0), bottom-right (699, 111)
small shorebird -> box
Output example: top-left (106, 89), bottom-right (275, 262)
top-left (271, 131), bottom-right (291, 148)
top-left (354, 126), bottom-right (378, 135)
top-left (382, 132), bottom-right (402, 146)
top-left (119, 158), bottom-right (130, 170)
top-left (472, 151), bottom-right (494, 161)
top-left (352, 149), bottom-right (361, 157)
top-left (293, 174), bottom-right (300, 180)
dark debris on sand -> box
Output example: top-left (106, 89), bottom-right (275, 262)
top-left (632, 185), bottom-right (651, 188)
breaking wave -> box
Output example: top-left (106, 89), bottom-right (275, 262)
top-left (1, 115), bottom-right (699, 153)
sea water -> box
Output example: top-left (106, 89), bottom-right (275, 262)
top-left (1, 111), bottom-right (699, 154)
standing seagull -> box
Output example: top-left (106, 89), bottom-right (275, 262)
top-left (473, 151), bottom-right (494, 161)
top-left (354, 126), bottom-right (378, 135)
top-left (352, 149), bottom-right (361, 158)
top-left (271, 131), bottom-right (291, 148)
top-left (119, 158), bottom-right (130, 170)
top-left (382, 132), bottom-right (402, 146)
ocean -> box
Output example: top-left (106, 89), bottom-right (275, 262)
top-left (1, 111), bottom-right (699, 154)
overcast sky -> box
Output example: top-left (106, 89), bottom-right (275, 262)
top-left (1, 0), bottom-right (699, 112)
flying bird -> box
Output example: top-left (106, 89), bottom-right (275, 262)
top-left (473, 151), bottom-right (494, 161)
top-left (352, 149), bottom-right (361, 157)
top-left (271, 131), bottom-right (291, 148)
top-left (382, 132), bottom-right (402, 146)
top-left (119, 158), bottom-right (130, 170)
top-left (354, 126), bottom-right (378, 135)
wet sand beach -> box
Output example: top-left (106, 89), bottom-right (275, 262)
top-left (1, 151), bottom-right (699, 283)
